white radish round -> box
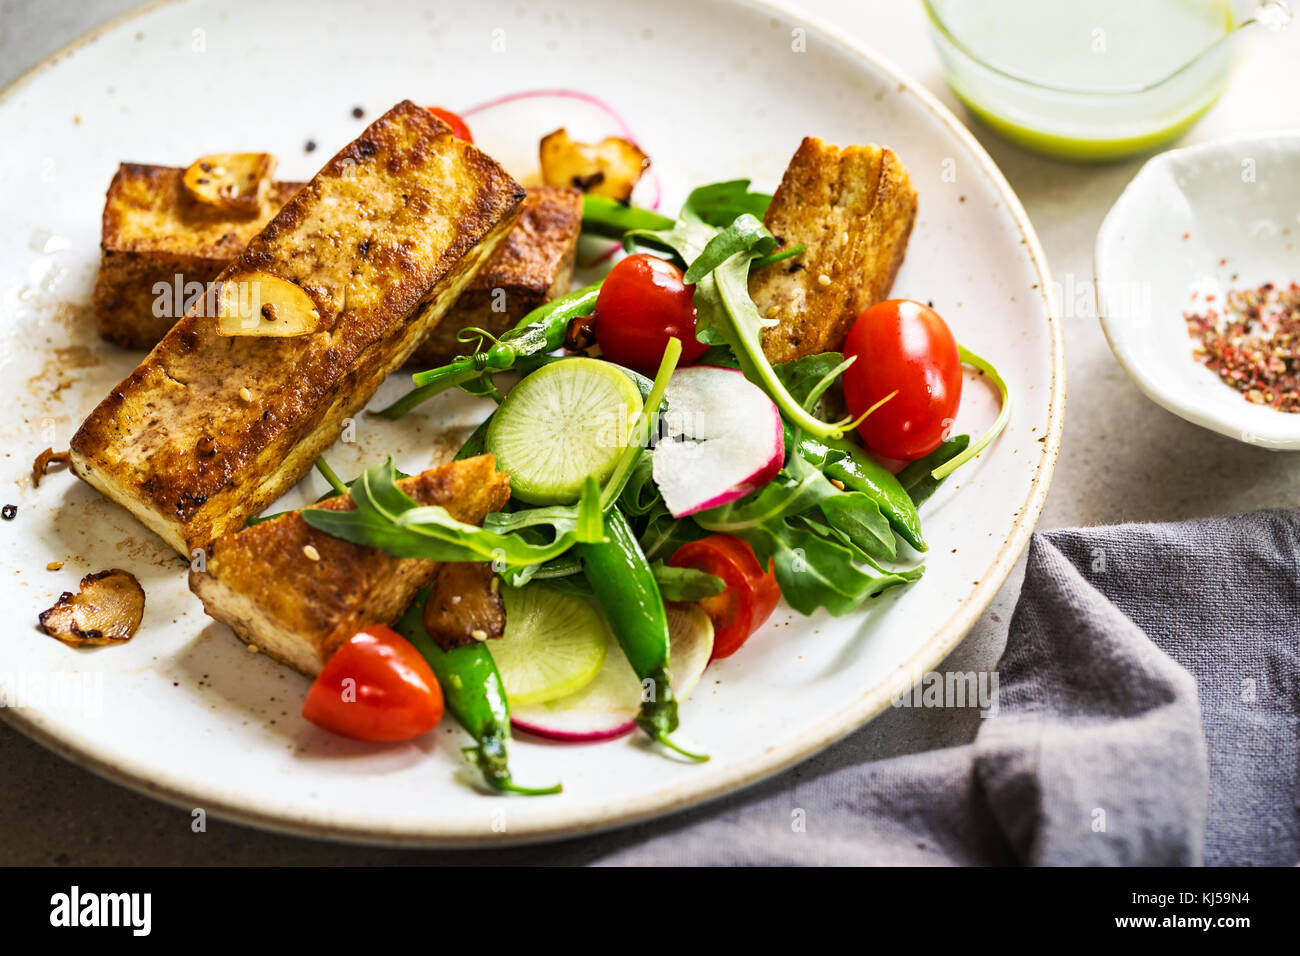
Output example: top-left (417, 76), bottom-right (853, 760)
top-left (652, 365), bottom-right (784, 518)
top-left (511, 603), bottom-right (714, 742)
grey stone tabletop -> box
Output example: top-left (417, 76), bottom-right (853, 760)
top-left (2, 0), bottom-right (1298, 864)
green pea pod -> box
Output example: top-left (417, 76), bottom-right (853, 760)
top-left (394, 589), bottom-right (560, 795)
top-left (372, 283), bottom-right (602, 420)
top-left (574, 507), bottom-right (707, 761)
top-left (581, 194), bottom-right (676, 239)
top-left (791, 430), bottom-right (926, 552)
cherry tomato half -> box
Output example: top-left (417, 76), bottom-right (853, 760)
top-left (426, 106), bottom-right (474, 143)
top-left (302, 625), bottom-right (444, 742)
top-left (841, 299), bottom-right (962, 461)
top-left (593, 254), bottom-right (709, 373)
top-left (669, 535), bottom-right (781, 660)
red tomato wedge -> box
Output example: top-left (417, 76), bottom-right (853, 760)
top-left (841, 299), bottom-right (963, 461)
top-left (426, 106), bottom-right (474, 143)
top-left (669, 535), bottom-right (781, 660)
top-left (302, 625), bottom-right (444, 742)
top-left (593, 253), bottom-right (709, 373)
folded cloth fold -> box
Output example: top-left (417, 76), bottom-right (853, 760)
top-left (585, 512), bottom-right (1298, 866)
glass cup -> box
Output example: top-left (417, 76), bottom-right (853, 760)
top-left (923, 0), bottom-right (1292, 161)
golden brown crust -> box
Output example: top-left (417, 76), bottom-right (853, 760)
top-left (70, 100), bottom-right (524, 555)
top-left (92, 169), bottom-right (579, 360)
top-left (189, 455), bottom-right (510, 674)
top-left (750, 137), bottom-right (917, 363)
top-left (409, 186), bottom-right (581, 366)
top-left (93, 165), bottom-right (303, 347)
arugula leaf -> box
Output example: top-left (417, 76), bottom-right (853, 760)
top-left (302, 458), bottom-right (605, 567)
top-left (679, 180), bottom-right (773, 227)
top-left (818, 493), bottom-right (896, 562)
top-left (625, 208), bottom-right (843, 440)
top-left (734, 519), bottom-right (922, 617)
top-left (773, 353), bottom-right (926, 551)
top-left (931, 344), bottom-right (1011, 480)
top-left (505, 555), bottom-right (722, 602)
top-left (682, 214), bottom-right (774, 284)
top-left (773, 352), bottom-right (847, 406)
top-left (694, 451), bottom-right (837, 533)
top-left (896, 435), bottom-right (970, 507)
top-left (691, 443), bottom-right (918, 614)
top-left (649, 562), bottom-right (726, 601)
top-left (750, 243), bottom-right (804, 271)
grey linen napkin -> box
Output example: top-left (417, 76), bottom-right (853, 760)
top-left (574, 512), bottom-right (1298, 866)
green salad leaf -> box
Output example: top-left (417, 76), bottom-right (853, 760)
top-left (682, 213), bottom-right (775, 284)
top-left (649, 562), bottom-right (727, 601)
top-left (623, 183), bottom-right (846, 441)
top-left (678, 179), bottom-right (773, 227)
top-left (301, 458), bottom-right (605, 568)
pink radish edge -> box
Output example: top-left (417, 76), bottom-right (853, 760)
top-left (512, 718), bottom-right (637, 744)
top-left (460, 88), bottom-right (663, 267)
top-left (655, 365), bottom-right (786, 518)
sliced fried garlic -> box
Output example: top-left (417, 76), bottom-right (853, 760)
top-left (215, 271), bottom-right (322, 337)
top-left (183, 152), bottom-right (277, 213)
top-left (39, 569), bottom-right (145, 647)
top-left (539, 128), bottom-right (649, 201)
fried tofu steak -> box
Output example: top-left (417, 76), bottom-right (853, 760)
top-left (70, 100), bottom-right (524, 556)
top-left (93, 163), bottom-right (305, 348)
top-left (750, 136), bottom-right (918, 364)
top-left (94, 170), bottom-right (580, 357)
top-left (408, 186), bottom-right (581, 367)
top-left (190, 455), bottom-right (510, 675)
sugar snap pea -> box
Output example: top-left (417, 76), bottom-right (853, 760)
top-left (395, 588), bottom-right (560, 795)
top-left (371, 283), bottom-right (602, 420)
top-left (574, 506), bottom-right (707, 761)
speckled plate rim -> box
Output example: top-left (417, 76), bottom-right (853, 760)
top-left (1095, 130), bottom-right (1300, 450)
top-left (0, 0), bottom-right (1065, 848)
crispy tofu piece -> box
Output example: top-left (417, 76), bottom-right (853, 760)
top-left (750, 137), bottom-right (917, 364)
top-left (189, 455), bottom-right (510, 674)
top-left (407, 186), bottom-right (581, 366)
top-left (94, 172), bottom-right (579, 357)
top-left (93, 164), bottom-right (305, 347)
top-left (70, 101), bottom-right (524, 556)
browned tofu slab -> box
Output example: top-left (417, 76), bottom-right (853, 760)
top-left (189, 455), bottom-right (510, 675)
top-left (93, 164), bottom-right (305, 348)
top-left (94, 169), bottom-right (580, 357)
top-left (750, 137), bottom-right (917, 364)
top-left (70, 100), bottom-right (524, 556)
top-left (408, 185), bottom-right (581, 367)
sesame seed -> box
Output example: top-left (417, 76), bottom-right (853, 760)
top-left (302, 544), bottom-right (321, 561)
top-left (817, 274), bottom-right (832, 287)
top-left (239, 387), bottom-right (252, 402)
top-left (489, 576), bottom-right (500, 595)
top-left (247, 644), bottom-right (260, 654)
top-left (840, 231), bottom-right (849, 244)
top-left (470, 629), bottom-right (489, 642)
top-left (47, 561), bottom-right (64, 571)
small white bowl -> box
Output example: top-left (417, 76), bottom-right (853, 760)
top-left (1096, 131), bottom-right (1300, 449)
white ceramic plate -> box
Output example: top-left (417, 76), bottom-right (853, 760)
top-left (1096, 131), bottom-right (1300, 449)
top-left (0, 0), bottom-right (1062, 845)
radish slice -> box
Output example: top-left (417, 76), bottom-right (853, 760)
top-left (652, 365), bottom-right (785, 517)
top-left (511, 603), bottom-right (714, 742)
